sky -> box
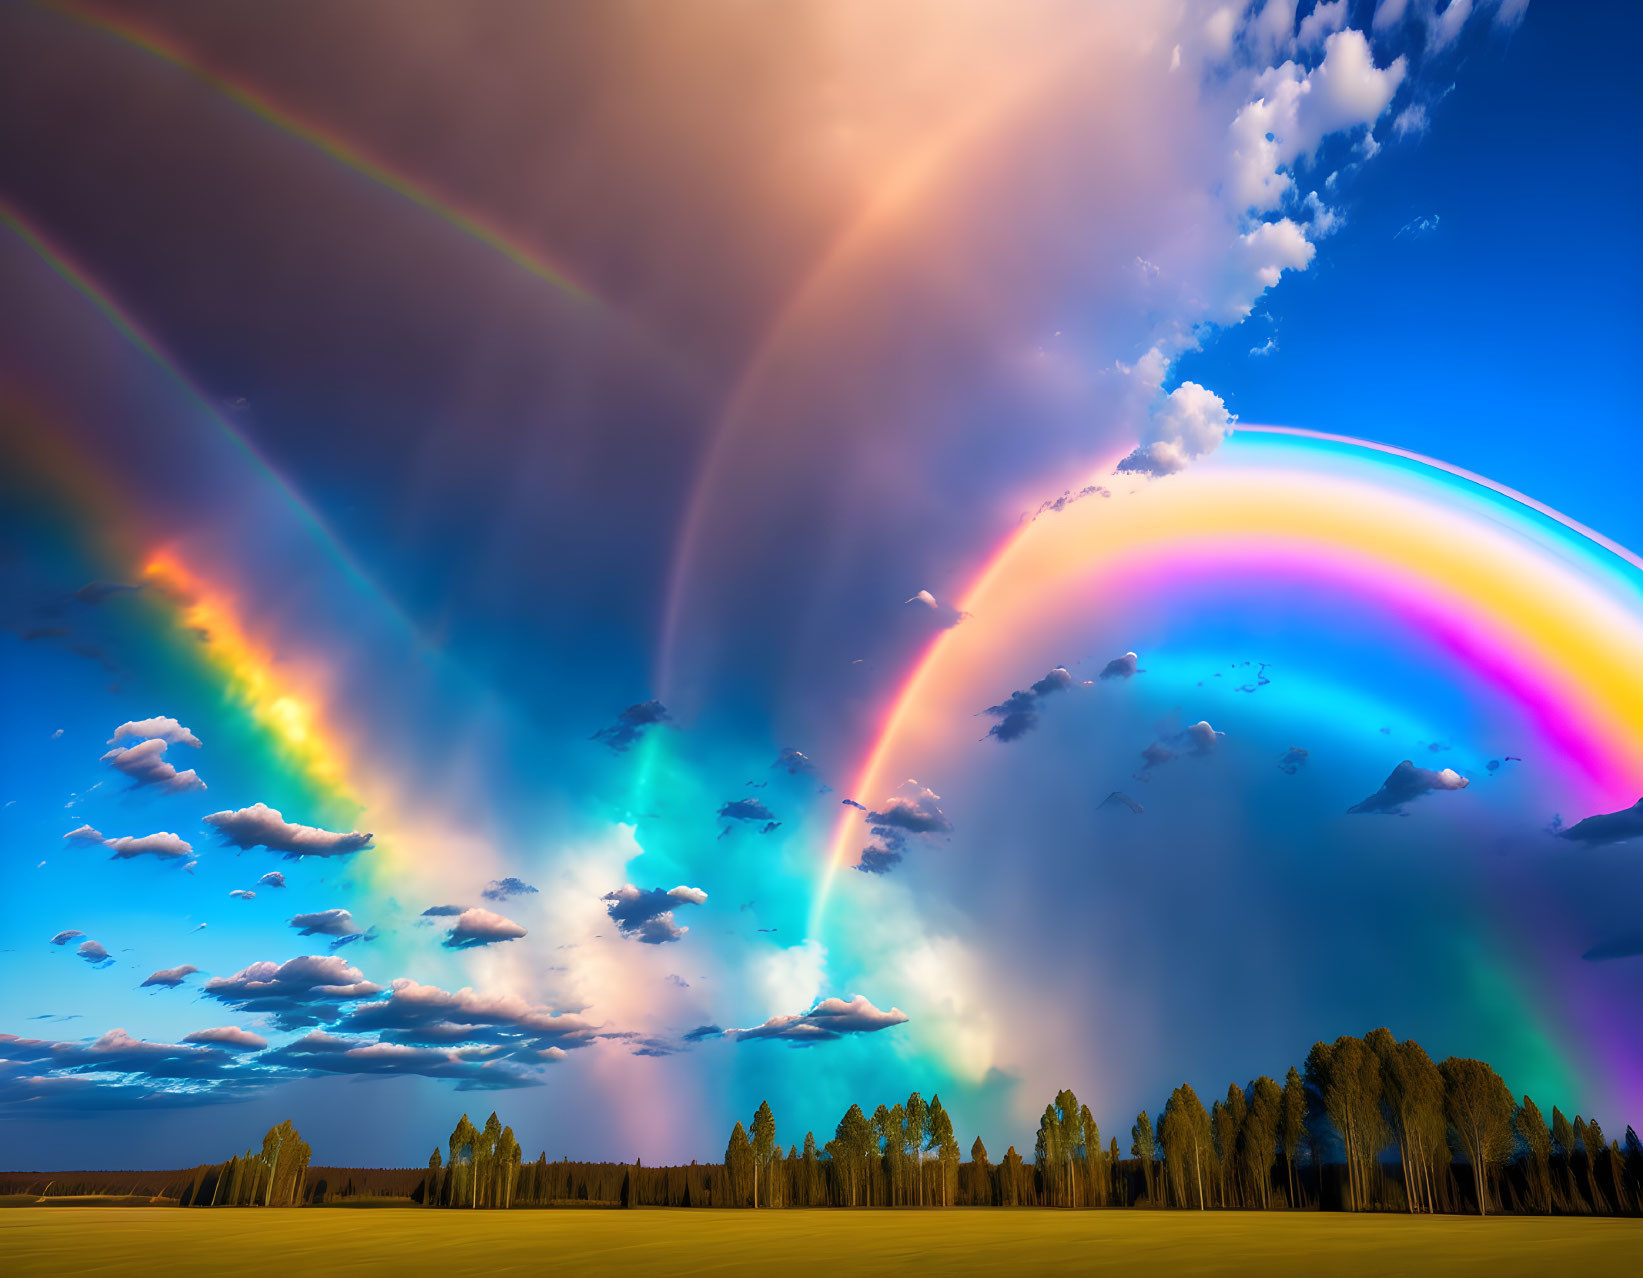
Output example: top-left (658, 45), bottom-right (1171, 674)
top-left (2, 0), bottom-right (1641, 1170)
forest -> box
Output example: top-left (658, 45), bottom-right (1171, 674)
top-left (7, 1028), bottom-right (1639, 1216)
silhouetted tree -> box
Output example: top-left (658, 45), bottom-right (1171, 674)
top-left (1440, 1057), bottom-right (1515, 1215)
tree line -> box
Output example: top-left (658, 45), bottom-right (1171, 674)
top-left (54, 1027), bottom-right (1643, 1214)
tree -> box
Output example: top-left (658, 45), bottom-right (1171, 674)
top-left (1109, 1137), bottom-right (1121, 1207)
top-left (449, 1115), bottom-right (476, 1209)
top-left (751, 1101), bottom-right (775, 1208)
top-left (928, 1095), bottom-right (957, 1206)
top-left (1212, 1097), bottom-right (1238, 1208)
top-left (425, 1149), bottom-right (443, 1208)
top-left (904, 1093), bottom-right (929, 1206)
top-left (1375, 1035), bottom-right (1444, 1213)
top-left (802, 1131), bottom-right (820, 1207)
top-left (1552, 1106), bottom-right (1577, 1209)
top-left (1306, 1037), bottom-right (1385, 1211)
top-left (1279, 1066), bottom-right (1306, 1208)
top-left (836, 1104), bottom-right (871, 1207)
top-left (1515, 1096), bottom-right (1553, 1213)
top-left (725, 1121), bottom-right (753, 1207)
top-left (1000, 1145), bottom-right (1025, 1207)
top-left (497, 1125), bottom-right (521, 1207)
top-left (971, 1137), bottom-right (992, 1206)
top-left (1440, 1057), bottom-right (1515, 1215)
top-left (1079, 1105), bottom-right (1102, 1209)
top-left (1162, 1085), bottom-right (1211, 1210)
top-left (257, 1120), bottom-right (309, 1207)
top-left (1242, 1076), bottom-right (1281, 1209)
top-left (1131, 1111), bottom-right (1157, 1205)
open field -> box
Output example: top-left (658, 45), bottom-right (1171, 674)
top-left (3, 1207), bottom-right (1641, 1277)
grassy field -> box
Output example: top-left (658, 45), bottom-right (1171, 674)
top-left (3, 1206), bottom-right (1640, 1276)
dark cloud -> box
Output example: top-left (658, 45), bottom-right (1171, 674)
top-left (289, 909), bottom-right (363, 939)
top-left (1099, 791), bottom-right (1144, 814)
top-left (49, 929), bottom-right (84, 946)
top-left (140, 964), bottom-right (199, 989)
top-left (1234, 661), bottom-right (1271, 693)
top-left (683, 1024), bottom-right (723, 1042)
top-left (759, 820), bottom-right (781, 834)
top-left (442, 908), bottom-right (527, 949)
top-left (729, 995), bottom-right (908, 1045)
top-left (592, 699), bottom-right (669, 752)
top-left (421, 904), bottom-right (467, 917)
top-left (1348, 760), bottom-right (1470, 815)
top-left (1277, 746), bottom-right (1310, 775)
top-left (76, 939), bottom-right (113, 968)
top-left (1030, 484), bottom-right (1109, 520)
top-left (1137, 720), bottom-right (1224, 776)
top-left (202, 955), bottom-right (383, 1029)
top-left (258, 871), bottom-right (286, 888)
top-left (481, 876), bottom-right (539, 901)
top-left (1557, 797), bottom-right (1643, 848)
top-left (718, 798), bottom-right (775, 823)
top-left (603, 885), bottom-right (707, 944)
top-left (982, 667), bottom-right (1073, 742)
top-left (101, 738), bottom-right (206, 793)
top-left (856, 845), bottom-right (903, 875)
top-left (866, 791), bottom-right (952, 839)
top-left (772, 747), bottom-right (817, 776)
top-left (204, 803), bottom-right (373, 858)
top-left (261, 1030), bottom-right (541, 1090)
top-left (73, 581), bottom-right (143, 606)
top-left (1581, 933), bottom-right (1643, 962)
top-left (841, 798), bottom-right (867, 811)
top-left (1099, 651), bottom-right (1140, 680)
top-left (338, 977), bottom-right (600, 1056)
top-left (0, 1028), bottom-right (242, 1083)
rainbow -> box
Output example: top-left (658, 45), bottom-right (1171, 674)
top-left (0, 198), bottom-right (419, 640)
top-left (813, 429), bottom-right (1643, 934)
top-left (35, 0), bottom-right (598, 307)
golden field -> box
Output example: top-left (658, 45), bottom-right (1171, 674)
top-left (3, 1205), bottom-right (1641, 1276)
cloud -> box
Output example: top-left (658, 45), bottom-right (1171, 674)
top-left (63, 825), bottom-right (104, 844)
top-left (683, 1024), bottom-right (724, 1042)
top-left (867, 789), bottom-right (953, 839)
top-left (905, 589), bottom-right (937, 609)
top-left (592, 699), bottom-right (669, 752)
top-left (1100, 652), bottom-right (1140, 680)
top-left (1099, 791), bottom-right (1145, 815)
top-left (718, 798), bottom-right (775, 824)
top-left (258, 871), bottom-right (286, 888)
top-left (421, 904), bottom-right (467, 917)
top-left (442, 908), bottom-right (527, 950)
top-left (772, 747), bottom-right (817, 776)
top-left (1557, 798), bottom-right (1643, 848)
top-left (1249, 337), bottom-right (1279, 357)
top-left (982, 666), bottom-right (1074, 741)
top-left (77, 940), bottom-right (113, 968)
top-left (1296, 0), bottom-right (1349, 49)
top-left (337, 978), bottom-right (601, 1056)
top-left (103, 832), bottom-right (194, 861)
top-left (603, 885), bottom-right (707, 944)
top-left (1396, 213), bottom-right (1441, 239)
top-left (108, 717), bottom-right (201, 748)
top-left (0, 1027), bottom-right (243, 1085)
top-left (729, 995), bottom-right (909, 1045)
top-left (202, 955), bottom-right (383, 1029)
top-left (261, 1030), bottom-right (541, 1090)
top-left (1116, 381), bottom-right (1238, 475)
top-left (140, 964), bottom-right (199, 989)
top-left (101, 738), bottom-right (206, 793)
top-left (204, 803), bottom-right (373, 858)
top-left (841, 798), bottom-right (867, 811)
top-left (1393, 103), bottom-right (1429, 137)
top-left (229, 889), bottom-right (256, 900)
top-left (856, 846), bottom-right (903, 875)
top-left (1138, 720), bottom-right (1225, 775)
top-left (182, 1026), bottom-right (267, 1050)
top-left (49, 930), bottom-right (84, 946)
top-left (1277, 746), bottom-right (1311, 775)
top-left (1030, 484), bottom-right (1109, 520)
top-left (289, 909), bottom-right (363, 939)
top-left (481, 877), bottom-right (539, 901)
top-left (1347, 759), bottom-right (1470, 814)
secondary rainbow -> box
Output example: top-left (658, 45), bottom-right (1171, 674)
top-left (812, 430), bottom-right (1643, 935)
